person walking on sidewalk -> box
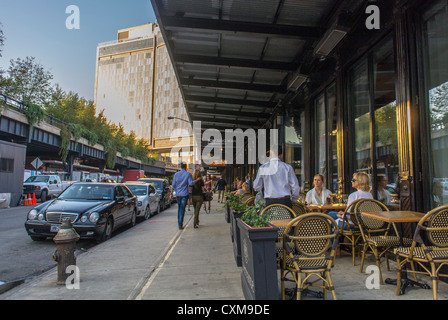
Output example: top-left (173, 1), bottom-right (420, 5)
top-left (253, 149), bottom-right (300, 209)
top-left (215, 177), bottom-right (227, 203)
top-left (192, 170), bottom-right (206, 228)
top-left (171, 163), bottom-right (195, 229)
top-left (203, 174), bottom-right (214, 213)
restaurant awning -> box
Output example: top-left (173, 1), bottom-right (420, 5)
top-left (150, 0), bottom-right (355, 132)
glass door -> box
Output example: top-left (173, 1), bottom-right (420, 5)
top-left (421, 0), bottom-right (448, 209)
top-left (348, 38), bottom-right (398, 203)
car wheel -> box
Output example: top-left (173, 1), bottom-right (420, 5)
top-left (96, 217), bottom-right (113, 243)
top-left (41, 190), bottom-right (48, 202)
top-left (144, 206), bottom-right (151, 220)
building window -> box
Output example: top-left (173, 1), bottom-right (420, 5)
top-left (422, 0), bottom-right (448, 209)
top-left (0, 158), bottom-right (14, 173)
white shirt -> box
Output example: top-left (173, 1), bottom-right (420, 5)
top-left (337, 190), bottom-right (373, 225)
top-left (253, 158), bottom-right (300, 201)
top-left (306, 187), bottom-right (332, 205)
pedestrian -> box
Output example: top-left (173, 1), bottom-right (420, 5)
top-left (215, 176), bottom-right (227, 203)
top-left (253, 149), bottom-right (300, 209)
top-left (171, 163), bottom-right (195, 230)
top-left (203, 175), bottom-right (214, 213)
top-left (187, 189), bottom-right (192, 211)
top-left (192, 170), bottom-right (206, 228)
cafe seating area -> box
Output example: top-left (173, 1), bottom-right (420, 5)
top-left (232, 191), bottom-right (448, 300)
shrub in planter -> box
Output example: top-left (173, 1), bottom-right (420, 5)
top-left (238, 203), bottom-right (279, 300)
top-left (224, 192), bottom-right (247, 266)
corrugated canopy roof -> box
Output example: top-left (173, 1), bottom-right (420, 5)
top-left (151, 0), bottom-right (347, 131)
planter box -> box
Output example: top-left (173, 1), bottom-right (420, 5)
top-left (231, 211), bottom-right (244, 266)
top-left (237, 218), bottom-right (279, 300)
top-left (225, 203), bottom-right (231, 223)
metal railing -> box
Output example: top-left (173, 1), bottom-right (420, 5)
top-left (0, 93), bottom-right (163, 167)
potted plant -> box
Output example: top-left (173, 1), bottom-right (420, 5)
top-left (223, 192), bottom-right (246, 266)
top-left (223, 192), bottom-right (244, 223)
top-left (237, 203), bottom-right (279, 300)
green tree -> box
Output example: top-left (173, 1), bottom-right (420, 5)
top-left (2, 56), bottom-right (54, 105)
top-left (0, 22), bottom-right (5, 58)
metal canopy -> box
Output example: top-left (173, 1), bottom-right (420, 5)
top-left (151, 0), bottom-right (344, 131)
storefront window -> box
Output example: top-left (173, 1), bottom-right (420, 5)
top-left (423, 0), bottom-right (448, 208)
top-left (350, 61), bottom-right (371, 175)
top-left (373, 39), bottom-right (399, 205)
top-left (348, 39), bottom-right (398, 204)
top-left (284, 112), bottom-right (304, 187)
top-left (315, 94), bottom-right (326, 177)
top-left (327, 84), bottom-right (338, 192)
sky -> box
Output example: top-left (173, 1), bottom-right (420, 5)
top-left (0, 0), bottom-right (156, 101)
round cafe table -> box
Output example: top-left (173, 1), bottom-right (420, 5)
top-left (306, 203), bottom-right (346, 212)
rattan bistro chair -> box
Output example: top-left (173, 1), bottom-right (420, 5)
top-left (240, 192), bottom-right (253, 204)
top-left (292, 201), bottom-right (309, 216)
top-left (338, 199), bottom-right (365, 265)
top-left (280, 213), bottom-right (339, 300)
top-left (243, 196), bottom-right (255, 207)
top-left (261, 204), bottom-right (297, 262)
top-left (353, 199), bottom-right (412, 284)
top-left (394, 205), bottom-right (448, 300)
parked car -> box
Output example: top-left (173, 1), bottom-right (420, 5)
top-left (125, 181), bottom-right (161, 219)
top-left (171, 186), bottom-right (177, 203)
top-left (23, 175), bottom-right (65, 202)
top-left (137, 178), bottom-right (171, 211)
top-left (24, 182), bottom-right (137, 243)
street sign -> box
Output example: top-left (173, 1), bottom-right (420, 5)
top-left (30, 157), bottom-right (44, 170)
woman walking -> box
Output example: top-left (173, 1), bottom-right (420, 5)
top-left (203, 175), bottom-right (214, 213)
top-left (192, 170), bottom-right (206, 228)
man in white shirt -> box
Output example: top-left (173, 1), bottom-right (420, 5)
top-left (253, 149), bottom-right (300, 208)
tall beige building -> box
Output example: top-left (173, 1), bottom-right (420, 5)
top-left (94, 23), bottom-right (193, 165)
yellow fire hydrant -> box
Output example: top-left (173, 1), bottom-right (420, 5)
top-left (53, 218), bottom-right (80, 285)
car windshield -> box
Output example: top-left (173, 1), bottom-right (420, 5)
top-left (140, 180), bottom-right (163, 190)
top-left (59, 184), bottom-right (114, 200)
top-left (126, 185), bottom-right (147, 196)
top-left (25, 176), bottom-right (49, 183)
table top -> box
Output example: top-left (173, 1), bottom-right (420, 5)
top-left (269, 218), bottom-right (296, 228)
top-left (307, 203), bottom-right (347, 212)
top-left (361, 210), bottom-right (424, 223)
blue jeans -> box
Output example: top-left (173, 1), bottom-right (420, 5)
top-left (328, 211), bottom-right (350, 231)
top-left (177, 196), bottom-right (189, 227)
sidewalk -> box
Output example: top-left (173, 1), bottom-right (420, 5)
top-left (1, 195), bottom-right (448, 300)
top-left (0, 198), bottom-right (244, 300)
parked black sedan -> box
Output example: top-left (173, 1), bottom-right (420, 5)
top-left (25, 183), bottom-right (137, 243)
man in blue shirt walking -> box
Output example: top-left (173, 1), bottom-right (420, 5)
top-left (171, 163), bottom-right (195, 229)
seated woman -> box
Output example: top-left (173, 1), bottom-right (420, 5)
top-left (376, 174), bottom-right (391, 205)
top-left (328, 172), bottom-right (373, 230)
top-left (233, 182), bottom-right (250, 196)
top-left (306, 174), bottom-right (332, 205)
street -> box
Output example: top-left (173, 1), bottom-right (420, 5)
top-left (0, 201), bottom-right (175, 285)
top-left (0, 204), bottom-right (97, 284)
